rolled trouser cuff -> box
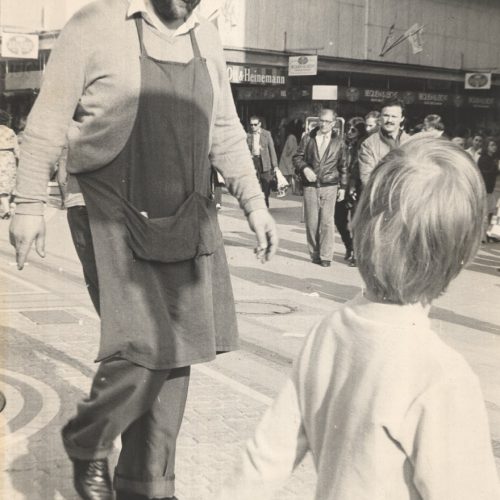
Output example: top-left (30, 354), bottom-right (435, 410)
top-left (114, 471), bottom-right (175, 498)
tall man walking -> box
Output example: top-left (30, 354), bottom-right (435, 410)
top-left (247, 116), bottom-right (278, 208)
top-left (293, 108), bottom-right (347, 267)
top-left (9, 1), bottom-right (277, 499)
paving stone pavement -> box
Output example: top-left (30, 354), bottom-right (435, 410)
top-left (0, 199), bottom-right (318, 499)
top-left (0, 190), bottom-right (499, 499)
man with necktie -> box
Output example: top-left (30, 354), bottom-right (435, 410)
top-left (294, 108), bottom-right (347, 267)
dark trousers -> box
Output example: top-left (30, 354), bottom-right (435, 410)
top-left (67, 207), bottom-right (100, 313)
top-left (66, 206), bottom-right (191, 497)
top-left (252, 156), bottom-right (272, 208)
top-left (334, 200), bottom-right (353, 253)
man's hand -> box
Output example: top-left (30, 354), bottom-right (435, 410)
top-left (337, 188), bottom-right (345, 202)
top-left (302, 167), bottom-right (317, 183)
top-left (247, 208), bottom-right (278, 262)
top-left (9, 214), bottom-right (46, 270)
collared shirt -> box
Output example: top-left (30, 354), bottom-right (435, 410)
top-left (466, 147), bottom-right (481, 164)
top-left (315, 131), bottom-right (332, 156)
top-left (127, 0), bottom-right (199, 36)
top-left (125, 0), bottom-right (200, 63)
top-left (252, 130), bottom-right (262, 156)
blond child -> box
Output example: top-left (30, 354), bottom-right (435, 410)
top-left (218, 137), bottom-right (500, 500)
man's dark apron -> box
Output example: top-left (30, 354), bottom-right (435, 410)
top-left (76, 19), bottom-right (238, 370)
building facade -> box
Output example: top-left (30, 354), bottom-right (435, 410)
top-left (218, 0), bottom-right (500, 135)
top-left (0, 0), bottom-right (499, 135)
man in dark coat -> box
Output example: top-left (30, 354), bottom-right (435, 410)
top-left (293, 108), bottom-right (347, 267)
top-left (247, 116), bottom-right (278, 207)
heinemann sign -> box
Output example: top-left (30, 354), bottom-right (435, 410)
top-left (227, 65), bottom-right (286, 85)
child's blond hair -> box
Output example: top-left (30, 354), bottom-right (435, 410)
top-left (352, 136), bottom-right (486, 305)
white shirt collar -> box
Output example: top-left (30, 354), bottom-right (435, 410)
top-left (127, 0), bottom-right (200, 36)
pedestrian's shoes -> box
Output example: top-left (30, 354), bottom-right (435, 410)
top-left (72, 458), bottom-right (113, 500)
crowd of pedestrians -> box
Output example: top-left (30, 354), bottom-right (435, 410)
top-left (244, 98), bottom-right (500, 269)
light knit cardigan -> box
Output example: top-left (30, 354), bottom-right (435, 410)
top-left (219, 294), bottom-right (500, 499)
top-left (15, 0), bottom-right (264, 215)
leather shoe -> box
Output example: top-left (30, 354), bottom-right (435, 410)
top-left (320, 260), bottom-right (331, 267)
top-left (344, 249), bottom-right (353, 261)
top-left (72, 458), bottom-right (112, 500)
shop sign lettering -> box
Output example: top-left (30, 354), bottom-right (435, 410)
top-left (468, 96), bottom-right (495, 108)
top-left (417, 93), bottom-right (449, 105)
top-left (363, 89), bottom-right (398, 102)
top-left (227, 65), bottom-right (286, 85)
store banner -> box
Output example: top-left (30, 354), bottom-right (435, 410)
top-left (288, 55), bottom-right (318, 76)
top-left (467, 96), bottom-right (495, 109)
top-left (227, 64), bottom-right (286, 85)
top-left (417, 92), bottom-right (449, 106)
top-left (338, 86), bottom-right (497, 109)
top-left (1, 32), bottom-right (39, 59)
top-left (464, 72), bottom-right (491, 90)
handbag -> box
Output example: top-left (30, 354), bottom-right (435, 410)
top-left (272, 168), bottom-right (289, 197)
top-left (487, 212), bottom-right (500, 240)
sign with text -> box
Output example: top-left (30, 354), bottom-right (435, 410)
top-left (467, 96), bottom-right (495, 108)
top-left (288, 55), bottom-right (318, 76)
top-left (1, 32), bottom-right (39, 59)
top-left (465, 72), bottom-right (491, 90)
top-left (227, 65), bottom-right (286, 85)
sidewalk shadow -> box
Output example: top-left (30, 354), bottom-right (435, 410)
top-left (467, 247), bottom-right (500, 276)
top-left (429, 307), bottom-right (500, 337)
top-left (229, 267), bottom-right (500, 337)
top-left (224, 234), bottom-right (311, 263)
top-left (224, 231), bottom-right (355, 266)
top-left (1, 326), bottom-right (93, 499)
top-left (220, 204), bottom-right (304, 227)
top-left (229, 265), bottom-right (361, 303)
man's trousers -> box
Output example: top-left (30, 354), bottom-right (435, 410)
top-left (252, 156), bottom-right (272, 208)
top-left (65, 206), bottom-right (190, 498)
top-left (303, 185), bottom-right (338, 262)
top-left (333, 200), bottom-right (353, 254)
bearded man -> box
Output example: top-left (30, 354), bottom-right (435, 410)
top-left (9, 1), bottom-right (277, 499)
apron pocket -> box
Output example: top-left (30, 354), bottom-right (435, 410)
top-left (124, 192), bottom-right (219, 263)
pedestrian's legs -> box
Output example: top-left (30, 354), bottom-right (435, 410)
top-left (333, 199), bottom-right (352, 257)
top-left (252, 156), bottom-right (271, 208)
top-left (214, 185), bottom-right (222, 208)
top-left (114, 366), bottom-right (191, 498)
top-left (67, 206), bottom-right (100, 314)
top-left (318, 185), bottom-right (338, 262)
top-left (303, 186), bottom-right (320, 261)
top-left (259, 174), bottom-right (272, 208)
top-left (62, 359), bottom-right (190, 496)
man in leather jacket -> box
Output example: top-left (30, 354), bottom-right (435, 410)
top-left (293, 108), bottom-right (347, 267)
